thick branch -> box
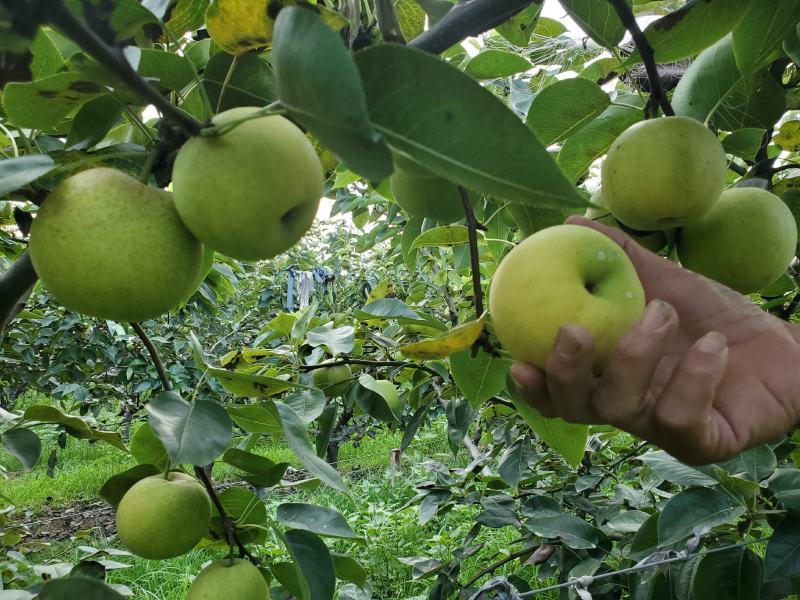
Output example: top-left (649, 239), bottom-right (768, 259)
top-left (409, 0), bottom-right (535, 54)
top-left (0, 252), bottom-right (38, 337)
top-left (130, 322), bottom-right (173, 392)
top-left (43, 0), bottom-right (202, 136)
top-left (607, 0), bottom-right (674, 117)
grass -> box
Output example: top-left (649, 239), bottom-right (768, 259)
top-left (2, 420), bottom-right (554, 598)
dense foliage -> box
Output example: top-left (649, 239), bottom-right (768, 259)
top-left (2, 0), bottom-right (800, 598)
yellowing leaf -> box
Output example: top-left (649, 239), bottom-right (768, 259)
top-left (367, 279), bottom-right (393, 304)
top-left (206, 0), bottom-right (347, 55)
top-left (400, 316), bottom-right (485, 360)
top-left (775, 120), bottom-right (800, 152)
top-left (207, 366), bottom-right (296, 397)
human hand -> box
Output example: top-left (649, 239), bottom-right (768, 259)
top-left (510, 216), bottom-right (800, 465)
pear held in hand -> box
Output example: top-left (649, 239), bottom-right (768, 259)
top-left (187, 558), bottom-right (269, 600)
top-left (602, 116), bottom-right (727, 231)
top-left (115, 472), bottom-right (211, 560)
top-left (172, 107), bottom-right (324, 261)
top-left (677, 187), bottom-right (798, 294)
top-left (28, 168), bottom-right (202, 322)
top-left (489, 224), bottom-right (646, 372)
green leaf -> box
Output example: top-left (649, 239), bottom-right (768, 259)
top-left (496, 0), bottom-right (544, 47)
top-left (498, 436), bottom-right (533, 487)
top-left (277, 503), bottom-right (360, 539)
top-left (526, 78), bottom-right (610, 146)
top-left (722, 128), bottom-right (765, 161)
top-left (3, 72), bottom-right (104, 130)
top-left (733, 0), bottom-right (800, 75)
top-left (409, 225), bottom-right (469, 250)
top-left (21, 405), bottom-right (127, 452)
top-left (30, 27), bottom-right (79, 79)
top-left (765, 513), bottom-right (800, 581)
top-left (465, 50), bottom-right (533, 79)
top-left (357, 374), bottom-right (404, 421)
top-left (331, 553), bottom-right (368, 588)
top-left (222, 448), bottom-right (277, 473)
top-left (450, 350), bottom-right (511, 409)
top-left (165, 0), bottom-right (211, 36)
top-left (203, 53), bottom-right (276, 114)
top-left (39, 577), bottom-right (124, 599)
top-left (395, 0), bottom-right (427, 40)
top-left (130, 423), bottom-right (170, 470)
top-left (272, 6), bottom-right (393, 181)
top-left (274, 401), bottom-right (347, 492)
top-left (401, 216), bottom-right (423, 271)
top-left (65, 96), bottom-right (122, 151)
top-left (507, 376), bottom-right (587, 467)
top-left (206, 366), bottom-right (297, 397)
top-left (673, 34), bottom-right (739, 123)
top-left (525, 513), bottom-right (600, 549)
top-left (358, 298), bottom-right (422, 321)
top-left (714, 445), bottom-right (776, 482)
top-left (210, 487), bottom-right (268, 544)
top-left (558, 0), bottom-right (627, 49)
top-left (282, 388), bottom-right (326, 424)
top-left (692, 547), bottom-right (761, 599)
top-left (147, 392), bottom-right (232, 466)
top-left (283, 529), bottom-right (336, 600)
top-left (0, 428), bottom-right (41, 471)
top-left (640, 450), bottom-right (719, 487)
top-left (557, 95), bottom-right (644, 183)
top-left (767, 469), bottom-right (800, 512)
top-left (634, 0), bottom-right (751, 64)
top-left (228, 402), bottom-right (283, 434)
top-left (306, 323), bottom-right (355, 356)
top-left (0, 155), bottom-right (56, 198)
top-left (98, 464), bottom-right (160, 507)
top-left (658, 487), bottom-right (746, 546)
top-left (355, 44), bottom-right (584, 209)
top-left (136, 47), bottom-right (196, 92)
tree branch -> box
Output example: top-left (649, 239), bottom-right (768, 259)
top-left (130, 322), bottom-right (173, 392)
top-left (607, 0), bottom-right (674, 117)
top-left (43, 0), bottom-right (203, 137)
top-left (194, 465), bottom-right (258, 563)
top-left (299, 357), bottom-right (443, 379)
top-left (460, 188), bottom-right (484, 319)
top-left (464, 546), bottom-right (534, 588)
top-left (0, 252), bottom-right (38, 338)
top-left (409, 0), bottom-right (535, 54)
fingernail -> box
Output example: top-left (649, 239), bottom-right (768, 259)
top-left (555, 326), bottom-right (582, 358)
top-left (640, 300), bottom-right (672, 331)
top-left (698, 331), bottom-right (727, 354)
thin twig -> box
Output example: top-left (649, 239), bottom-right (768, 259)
top-left (299, 357), bottom-right (443, 379)
top-left (460, 188), bottom-right (484, 319)
top-left (464, 547), bottom-right (534, 588)
top-left (607, 0), bottom-right (674, 117)
top-left (442, 283), bottom-right (460, 326)
top-left (194, 465), bottom-right (258, 563)
top-left (43, 0), bottom-right (203, 136)
top-left (130, 322), bottom-right (173, 392)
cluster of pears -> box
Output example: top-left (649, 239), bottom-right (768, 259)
top-left (115, 472), bottom-right (269, 599)
top-left (590, 116), bottom-right (798, 295)
top-left (490, 116), bottom-right (798, 373)
top-left (28, 107), bottom-right (324, 323)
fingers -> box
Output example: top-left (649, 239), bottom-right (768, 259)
top-left (591, 300), bottom-right (679, 426)
top-left (543, 325), bottom-right (596, 423)
top-left (652, 332), bottom-right (729, 463)
top-left (510, 363), bottom-right (556, 418)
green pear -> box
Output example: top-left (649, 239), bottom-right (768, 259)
top-left (389, 167), bottom-right (464, 224)
top-left (312, 362), bottom-right (353, 397)
top-left (28, 168), bottom-right (202, 322)
top-left (489, 224), bottom-right (645, 371)
top-left (391, 149), bottom-right (435, 178)
top-left (172, 107), bottom-right (324, 261)
top-left (602, 116), bottom-right (727, 231)
top-left (585, 190), bottom-right (668, 253)
top-left (187, 558), bottom-right (269, 600)
top-left (115, 473), bottom-right (211, 560)
top-left (677, 187), bottom-right (798, 294)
